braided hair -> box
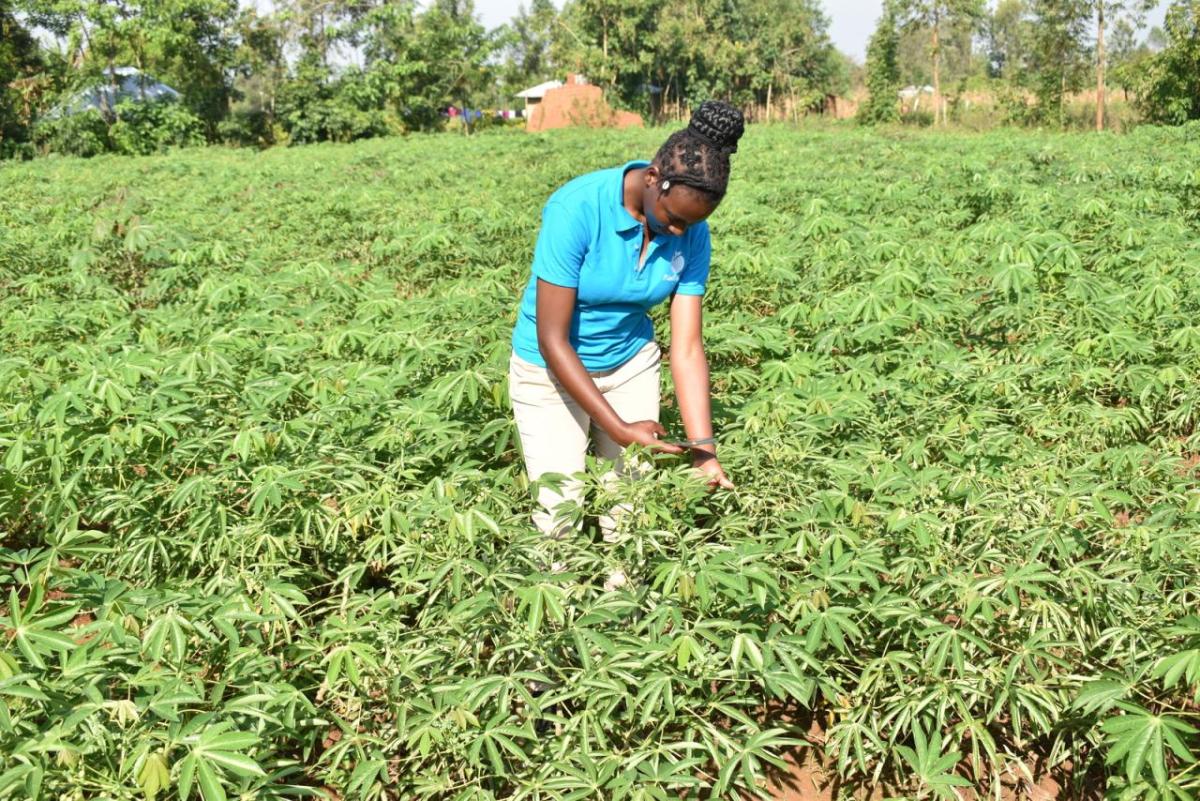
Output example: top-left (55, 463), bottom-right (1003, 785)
top-left (653, 100), bottom-right (745, 204)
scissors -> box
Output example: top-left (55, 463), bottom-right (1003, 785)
top-left (658, 436), bottom-right (717, 449)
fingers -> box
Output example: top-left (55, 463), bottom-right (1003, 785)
top-left (643, 421), bottom-right (682, 454)
top-left (701, 467), bottom-right (735, 492)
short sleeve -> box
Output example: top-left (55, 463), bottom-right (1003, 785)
top-left (532, 200), bottom-right (589, 288)
top-left (675, 223), bottom-right (711, 296)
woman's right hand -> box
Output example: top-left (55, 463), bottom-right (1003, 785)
top-left (617, 420), bottom-right (685, 454)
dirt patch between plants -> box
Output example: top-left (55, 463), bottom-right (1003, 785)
top-left (765, 746), bottom-right (1100, 801)
top-left (755, 715), bottom-right (1105, 801)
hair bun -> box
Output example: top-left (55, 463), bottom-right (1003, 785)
top-left (688, 100), bottom-right (745, 156)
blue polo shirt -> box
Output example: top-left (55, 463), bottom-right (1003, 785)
top-left (511, 160), bottom-right (712, 372)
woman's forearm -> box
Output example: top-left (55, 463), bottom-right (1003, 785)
top-left (670, 348), bottom-right (716, 462)
top-left (538, 336), bottom-right (628, 438)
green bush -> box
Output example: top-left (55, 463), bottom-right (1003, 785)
top-left (0, 138), bottom-right (34, 160)
top-left (109, 99), bottom-right (205, 155)
top-left (109, 99), bottom-right (206, 155)
top-left (280, 99), bottom-right (392, 145)
top-left (278, 62), bottom-right (394, 145)
top-left (994, 81), bottom-right (1037, 126)
top-left (32, 109), bottom-right (111, 157)
top-left (30, 100), bottom-right (205, 158)
top-left (1133, 1), bottom-right (1200, 125)
top-left (216, 107), bottom-right (279, 148)
top-left (900, 108), bottom-right (935, 126)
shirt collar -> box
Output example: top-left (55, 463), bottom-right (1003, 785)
top-left (613, 160), bottom-right (650, 232)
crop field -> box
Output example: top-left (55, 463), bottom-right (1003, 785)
top-left (3, 124), bottom-right (1200, 800)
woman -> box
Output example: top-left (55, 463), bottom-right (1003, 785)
top-left (509, 99), bottom-right (742, 545)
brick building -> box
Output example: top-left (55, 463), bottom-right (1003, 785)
top-left (517, 74), bottom-right (643, 132)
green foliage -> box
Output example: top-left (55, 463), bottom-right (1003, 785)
top-left (215, 108), bottom-right (277, 149)
top-left (11, 0), bottom-right (1200, 162)
top-left (1101, 705), bottom-right (1197, 786)
top-left (895, 0), bottom-right (987, 88)
top-left (1026, 0), bottom-right (1093, 125)
top-left (355, 0), bottom-right (496, 132)
top-left (860, 7), bottom-right (902, 125)
top-left (32, 108), bottom-right (113, 157)
top-left (555, 0), bottom-right (841, 115)
top-left (30, 99), bottom-right (205, 157)
top-left (983, 0), bottom-right (1034, 80)
top-left (493, 0), bottom-right (558, 97)
top-left (17, 0), bottom-right (240, 141)
top-left (0, 0), bottom-right (43, 151)
top-left (894, 725), bottom-right (972, 799)
top-left (110, 99), bottom-right (206, 155)
top-left (4, 126), bottom-right (1200, 798)
top-left (1133, 0), bottom-right (1200, 124)
top-left (278, 59), bottom-right (393, 145)
top-left (136, 0), bottom-right (241, 134)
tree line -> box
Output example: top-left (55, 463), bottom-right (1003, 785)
top-left (2, 0), bottom-right (1200, 158)
top-left (0, 0), bottom-right (847, 157)
top-left (859, 0), bottom-right (1200, 129)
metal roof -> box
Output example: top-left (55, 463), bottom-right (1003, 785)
top-left (515, 80), bottom-right (563, 99)
top-left (53, 67), bottom-right (181, 118)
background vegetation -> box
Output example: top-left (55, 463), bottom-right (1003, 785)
top-left (2, 0), bottom-right (1200, 157)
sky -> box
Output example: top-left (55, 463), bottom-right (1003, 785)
top-left (473, 0), bottom-right (1171, 64)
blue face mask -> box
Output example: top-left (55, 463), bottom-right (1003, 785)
top-left (645, 203), bottom-right (672, 235)
top-left (646, 179), bottom-right (674, 234)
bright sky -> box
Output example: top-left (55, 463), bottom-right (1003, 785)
top-left (473, 0), bottom-right (1171, 63)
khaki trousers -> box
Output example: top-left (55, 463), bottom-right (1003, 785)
top-left (508, 340), bottom-right (661, 540)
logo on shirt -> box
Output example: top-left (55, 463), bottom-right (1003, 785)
top-left (663, 251), bottom-right (685, 282)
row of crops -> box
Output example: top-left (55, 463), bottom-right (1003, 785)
top-left (3, 123), bottom-right (1200, 799)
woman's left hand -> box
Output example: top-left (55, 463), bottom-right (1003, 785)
top-left (692, 453), bottom-right (735, 491)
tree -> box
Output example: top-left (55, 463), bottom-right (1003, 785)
top-left (894, 11), bottom-right (982, 112)
top-left (894, 0), bottom-right (985, 124)
top-left (137, 0), bottom-right (241, 137)
top-left (553, 0), bottom-right (837, 119)
top-left (413, 0), bottom-right (494, 122)
top-left (20, 0), bottom-right (239, 137)
top-left (1081, 1), bottom-right (1153, 131)
top-left (1107, 16), bottom-right (1151, 99)
top-left (860, 5), bottom-right (901, 124)
top-left (353, 0), bottom-right (495, 130)
top-left (1, 0), bottom-right (43, 151)
top-left (555, 0), bottom-right (657, 107)
top-left (827, 48), bottom-right (859, 98)
top-left (984, 0), bottom-right (1033, 79)
top-left (1026, 0), bottom-right (1091, 125)
top-left (22, 0), bottom-right (138, 118)
top-left (497, 0), bottom-right (558, 96)
top-left (1147, 24), bottom-right (1168, 49)
top-left (1013, 0), bottom-right (1151, 129)
top-left (742, 0), bottom-right (839, 118)
top-left (1133, 0), bottom-right (1200, 124)
top-left (643, 0), bottom-right (714, 114)
top-left (223, 6), bottom-right (287, 145)
top-left (285, 0), bottom-right (353, 69)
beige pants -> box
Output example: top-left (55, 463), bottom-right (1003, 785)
top-left (509, 340), bottom-right (661, 540)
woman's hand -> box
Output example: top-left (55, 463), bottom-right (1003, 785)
top-left (691, 451), bottom-right (734, 491)
top-left (616, 420), bottom-right (685, 454)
